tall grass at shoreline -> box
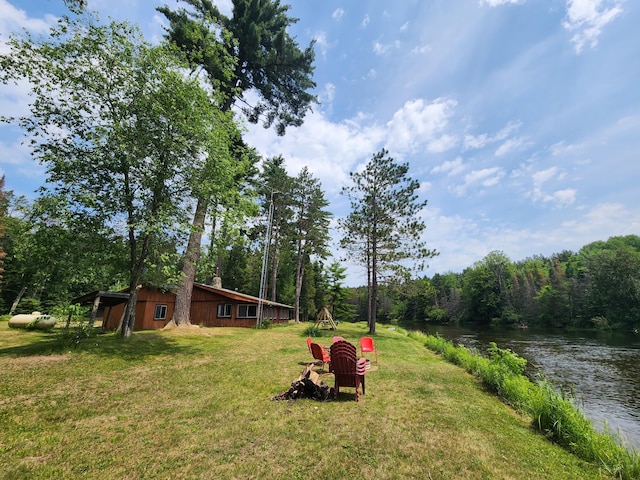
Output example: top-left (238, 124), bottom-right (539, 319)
top-left (408, 330), bottom-right (640, 480)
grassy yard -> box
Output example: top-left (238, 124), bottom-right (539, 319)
top-left (0, 320), bottom-right (615, 479)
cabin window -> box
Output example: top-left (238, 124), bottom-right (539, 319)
top-left (217, 303), bottom-right (232, 318)
top-left (237, 304), bottom-right (257, 318)
top-left (154, 304), bottom-right (167, 321)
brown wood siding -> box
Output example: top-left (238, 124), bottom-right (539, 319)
top-left (100, 286), bottom-right (290, 330)
top-left (102, 289), bottom-right (174, 331)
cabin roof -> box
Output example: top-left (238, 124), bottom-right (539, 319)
top-left (71, 290), bottom-right (130, 307)
top-left (193, 283), bottom-right (293, 309)
top-left (72, 283), bottom-right (293, 310)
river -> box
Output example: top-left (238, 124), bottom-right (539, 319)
top-left (416, 324), bottom-right (640, 450)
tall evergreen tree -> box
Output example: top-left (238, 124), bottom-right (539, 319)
top-left (326, 262), bottom-right (352, 323)
top-left (158, 0), bottom-right (317, 326)
top-left (257, 156), bottom-right (295, 303)
top-left (291, 167), bottom-right (331, 322)
top-left (339, 149), bottom-right (437, 334)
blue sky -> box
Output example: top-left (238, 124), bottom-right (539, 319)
top-left (1, 0), bottom-right (639, 285)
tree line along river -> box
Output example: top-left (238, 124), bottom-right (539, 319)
top-left (417, 324), bottom-right (640, 450)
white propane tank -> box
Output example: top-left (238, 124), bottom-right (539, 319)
top-left (8, 311), bottom-right (57, 330)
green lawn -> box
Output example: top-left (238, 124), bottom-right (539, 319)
top-left (0, 320), bottom-right (614, 479)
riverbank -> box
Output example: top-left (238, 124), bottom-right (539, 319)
top-left (0, 320), bottom-right (615, 479)
top-left (417, 322), bottom-right (640, 450)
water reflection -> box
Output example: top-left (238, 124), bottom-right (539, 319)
top-left (418, 324), bottom-right (640, 450)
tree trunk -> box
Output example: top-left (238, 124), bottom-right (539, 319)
top-left (166, 195), bottom-right (208, 328)
top-left (294, 238), bottom-right (304, 323)
top-left (119, 225), bottom-right (151, 338)
top-left (370, 228), bottom-right (377, 335)
top-left (270, 230), bottom-right (280, 302)
top-left (120, 284), bottom-right (140, 339)
top-left (9, 284), bottom-right (27, 315)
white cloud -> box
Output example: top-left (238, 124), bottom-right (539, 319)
top-left (0, 139), bottom-right (30, 166)
top-left (549, 188), bottom-right (577, 205)
top-left (321, 83), bottom-right (336, 105)
top-left (563, 0), bottom-right (623, 53)
top-left (373, 40), bottom-right (400, 55)
top-left (495, 136), bottom-right (532, 156)
top-left (529, 167), bottom-right (576, 206)
top-left (452, 167), bottom-right (505, 195)
top-left (0, 0), bottom-right (56, 37)
top-left (549, 141), bottom-right (583, 156)
top-left (385, 98), bottom-right (458, 154)
top-left (362, 14), bottom-right (370, 27)
top-left (332, 8), bottom-right (344, 21)
top-left (0, 139), bottom-right (45, 187)
top-left (243, 108), bottom-right (385, 197)
top-left (400, 22), bottom-right (409, 32)
top-left (532, 166), bottom-right (558, 186)
top-left (431, 157), bottom-right (467, 176)
top-left (312, 31), bottom-right (331, 59)
top-left (418, 181), bottom-right (432, 194)
top-left (464, 121), bottom-right (522, 150)
top-left (411, 43), bottom-right (432, 54)
top-left (561, 202), bottom-right (638, 237)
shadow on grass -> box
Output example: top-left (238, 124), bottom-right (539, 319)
top-left (0, 329), bottom-right (197, 361)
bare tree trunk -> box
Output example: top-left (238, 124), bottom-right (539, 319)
top-left (9, 284), bottom-right (27, 315)
top-left (294, 238), bottom-right (304, 323)
top-left (120, 222), bottom-right (151, 338)
top-left (166, 196), bottom-right (208, 328)
top-left (269, 228), bottom-right (280, 302)
top-left (120, 284), bottom-right (140, 338)
top-left (369, 223), bottom-right (377, 335)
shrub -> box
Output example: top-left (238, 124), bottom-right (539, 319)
top-left (55, 322), bottom-right (99, 349)
top-left (303, 325), bottom-right (322, 337)
top-left (260, 318), bottom-right (272, 329)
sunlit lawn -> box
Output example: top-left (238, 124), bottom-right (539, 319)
top-left (0, 320), bottom-right (613, 479)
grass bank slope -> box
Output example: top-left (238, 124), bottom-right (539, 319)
top-left (0, 320), bottom-right (612, 479)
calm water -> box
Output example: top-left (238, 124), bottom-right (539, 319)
top-left (418, 324), bottom-right (640, 450)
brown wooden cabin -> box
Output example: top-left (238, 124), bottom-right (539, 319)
top-left (74, 282), bottom-right (293, 331)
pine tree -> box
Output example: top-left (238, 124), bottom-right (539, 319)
top-left (158, 0), bottom-right (317, 326)
top-left (291, 167), bottom-right (331, 322)
top-left (339, 149), bottom-right (437, 334)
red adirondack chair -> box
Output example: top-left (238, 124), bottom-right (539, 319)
top-left (330, 340), bottom-right (367, 401)
top-left (309, 342), bottom-right (330, 370)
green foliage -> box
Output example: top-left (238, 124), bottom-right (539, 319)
top-left (56, 323), bottom-right (99, 350)
top-left (386, 235), bottom-right (640, 333)
top-left (291, 167), bottom-right (332, 322)
top-left (25, 314), bottom-right (56, 331)
top-left (487, 341), bottom-right (526, 375)
top-left (14, 297), bottom-right (41, 314)
top-left (158, 0), bottom-right (317, 135)
top-left (302, 325), bottom-right (322, 337)
top-left (1, 14), bottom-right (238, 334)
top-left (260, 317), bottom-right (272, 329)
top-left (339, 149), bottom-right (438, 334)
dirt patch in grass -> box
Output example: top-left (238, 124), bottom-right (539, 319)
top-left (2, 353), bottom-right (71, 367)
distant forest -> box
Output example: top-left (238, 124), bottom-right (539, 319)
top-left (347, 235), bottom-right (640, 332)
